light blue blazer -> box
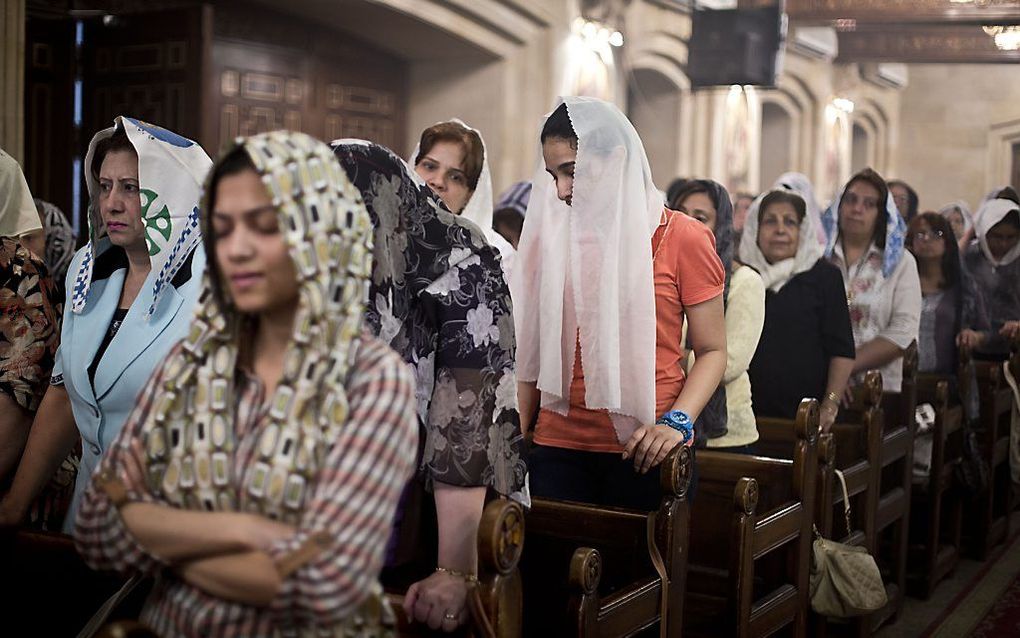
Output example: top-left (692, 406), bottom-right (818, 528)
top-left (53, 241), bottom-right (205, 531)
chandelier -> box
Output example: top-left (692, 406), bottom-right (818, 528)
top-left (983, 25), bottom-right (1020, 51)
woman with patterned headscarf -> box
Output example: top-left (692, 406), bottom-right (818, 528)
top-left (0, 118), bottom-right (209, 531)
top-left (0, 148), bottom-right (61, 487)
top-left (74, 131), bottom-right (417, 636)
top-left (670, 179), bottom-right (766, 453)
top-left (823, 168), bottom-right (921, 393)
top-left (332, 140), bottom-right (525, 633)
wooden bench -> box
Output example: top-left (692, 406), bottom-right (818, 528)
top-left (964, 353), bottom-right (1017, 559)
top-left (907, 373), bottom-right (965, 599)
top-left (1, 529), bottom-right (129, 636)
top-left (521, 445), bottom-right (693, 637)
top-left (870, 342), bottom-right (919, 630)
top-left (685, 399), bottom-right (818, 638)
top-left (810, 371), bottom-right (885, 638)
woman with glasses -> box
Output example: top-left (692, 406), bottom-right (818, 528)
top-left (905, 212), bottom-right (989, 376)
top-left (823, 168), bottom-right (921, 393)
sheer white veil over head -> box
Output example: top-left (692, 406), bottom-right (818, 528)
top-left (511, 96), bottom-right (661, 441)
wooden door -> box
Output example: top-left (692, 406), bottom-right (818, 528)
top-left (23, 12), bottom-right (76, 223)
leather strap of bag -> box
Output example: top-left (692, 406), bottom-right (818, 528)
top-left (77, 572), bottom-right (144, 638)
top-left (834, 468), bottom-right (852, 537)
top-left (646, 512), bottom-right (669, 638)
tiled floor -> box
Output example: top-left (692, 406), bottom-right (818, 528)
top-left (874, 511), bottom-right (1020, 637)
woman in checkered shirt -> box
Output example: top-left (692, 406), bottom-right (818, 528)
top-left (73, 131), bottom-right (417, 637)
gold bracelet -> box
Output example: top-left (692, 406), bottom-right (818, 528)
top-left (435, 566), bottom-right (479, 583)
top-left (824, 392), bottom-right (840, 405)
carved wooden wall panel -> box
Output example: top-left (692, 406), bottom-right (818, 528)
top-left (82, 7), bottom-right (203, 142)
top-left (208, 2), bottom-right (407, 152)
top-left (24, 16), bottom-right (76, 216)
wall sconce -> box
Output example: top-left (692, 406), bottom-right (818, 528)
top-left (832, 97), bottom-right (855, 114)
top-left (983, 25), bottom-right (1020, 51)
top-left (573, 17), bottom-right (624, 48)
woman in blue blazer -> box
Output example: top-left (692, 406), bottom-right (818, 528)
top-left (0, 117), bottom-right (211, 531)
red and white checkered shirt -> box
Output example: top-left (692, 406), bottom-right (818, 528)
top-left (74, 334), bottom-right (417, 637)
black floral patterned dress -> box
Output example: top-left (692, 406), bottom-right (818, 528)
top-left (332, 141), bottom-right (526, 500)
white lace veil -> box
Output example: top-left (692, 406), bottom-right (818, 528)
top-left (511, 96), bottom-right (661, 441)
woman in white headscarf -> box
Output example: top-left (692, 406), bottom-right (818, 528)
top-left (513, 97), bottom-right (727, 510)
top-left (411, 119), bottom-right (516, 279)
top-left (0, 118), bottom-right (210, 531)
top-left (0, 148), bottom-right (61, 487)
top-left (964, 190), bottom-right (1020, 359)
top-left (821, 168), bottom-right (921, 393)
top-left (743, 186), bottom-right (855, 432)
top-left (938, 200), bottom-right (974, 251)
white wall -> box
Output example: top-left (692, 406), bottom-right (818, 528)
top-left (896, 64), bottom-right (1020, 212)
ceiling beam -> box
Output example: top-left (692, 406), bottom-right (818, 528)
top-left (740, 0), bottom-right (1020, 25)
top-left (836, 24), bottom-right (1020, 62)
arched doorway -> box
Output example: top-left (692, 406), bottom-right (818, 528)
top-left (759, 101), bottom-right (793, 191)
top-left (852, 122), bottom-right (871, 173)
top-left (627, 67), bottom-right (684, 188)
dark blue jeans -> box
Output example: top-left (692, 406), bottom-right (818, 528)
top-left (528, 444), bottom-right (697, 511)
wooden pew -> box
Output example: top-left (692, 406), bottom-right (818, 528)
top-left (521, 445), bottom-right (693, 637)
top-left (964, 352), bottom-right (1018, 559)
top-left (390, 498), bottom-right (525, 637)
top-left (685, 399), bottom-right (818, 638)
top-left (870, 342), bottom-right (919, 630)
top-left (907, 375), bottom-right (964, 599)
top-left (814, 371), bottom-right (885, 638)
top-left (16, 502), bottom-right (526, 636)
top-left (1, 529), bottom-right (130, 636)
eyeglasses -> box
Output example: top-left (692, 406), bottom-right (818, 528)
top-left (912, 230), bottom-right (944, 242)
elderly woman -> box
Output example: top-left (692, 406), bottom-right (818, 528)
top-left (74, 131), bottom-right (417, 636)
top-left (0, 118), bottom-right (209, 530)
top-left (744, 187), bottom-right (856, 432)
top-left (823, 168), bottom-right (921, 393)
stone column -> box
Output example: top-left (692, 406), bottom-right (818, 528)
top-left (0, 0), bottom-right (25, 162)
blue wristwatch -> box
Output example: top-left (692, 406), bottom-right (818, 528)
top-left (656, 409), bottom-right (694, 445)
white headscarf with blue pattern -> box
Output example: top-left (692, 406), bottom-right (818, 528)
top-left (71, 117), bottom-right (211, 320)
top-left (821, 177), bottom-right (907, 279)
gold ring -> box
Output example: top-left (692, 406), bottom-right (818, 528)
top-left (444, 612), bottom-right (457, 621)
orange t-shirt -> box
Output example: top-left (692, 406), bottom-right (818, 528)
top-left (533, 209), bottom-right (725, 453)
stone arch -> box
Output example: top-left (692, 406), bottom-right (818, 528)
top-left (627, 63), bottom-right (689, 187)
top-left (852, 121), bottom-right (872, 174)
top-left (853, 99), bottom-right (891, 174)
top-left (758, 94), bottom-right (799, 190)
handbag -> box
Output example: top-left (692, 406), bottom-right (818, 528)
top-left (809, 469), bottom-right (888, 618)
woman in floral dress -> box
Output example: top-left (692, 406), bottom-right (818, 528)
top-left (332, 140), bottom-right (526, 633)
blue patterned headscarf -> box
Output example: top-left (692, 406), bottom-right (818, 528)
top-left (71, 117), bottom-right (211, 320)
top-left (822, 176), bottom-right (907, 278)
